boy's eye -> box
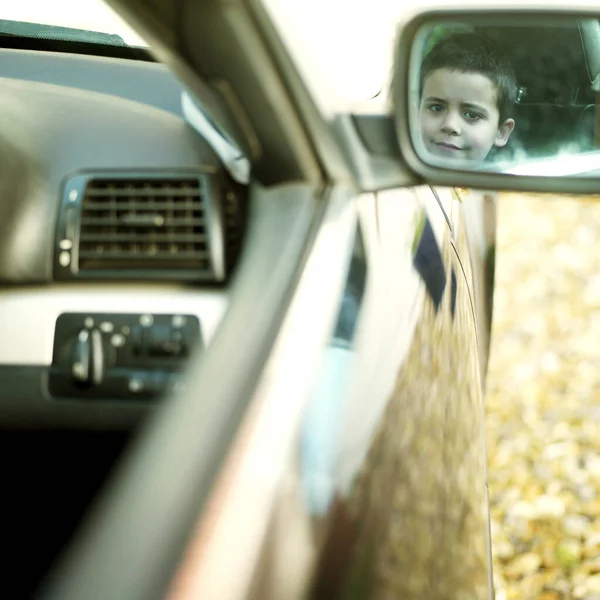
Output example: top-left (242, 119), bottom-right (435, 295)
top-left (427, 103), bottom-right (444, 113)
top-left (464, 111), bottom-right (484, 122)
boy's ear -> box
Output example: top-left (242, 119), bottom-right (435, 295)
top-left (494, 118), bottom-right (515, 148)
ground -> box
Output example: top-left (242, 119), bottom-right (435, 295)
top-left (487, 192), bottom-right (600, 600)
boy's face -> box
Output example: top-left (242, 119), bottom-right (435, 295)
top-left (418, 68), bottom-right (515, 163)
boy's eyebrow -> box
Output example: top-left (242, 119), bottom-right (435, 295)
top-left (462, 102), bottom-right (489, 115)
top-left (424, 96), bottom-right (448, 104)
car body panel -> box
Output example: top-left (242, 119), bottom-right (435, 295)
top-left (308, 189), bottom-right (491, 599)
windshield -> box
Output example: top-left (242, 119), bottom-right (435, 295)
top-left (1, 0), bottom-right (147, 46)
top-left (262, 0), bottom-right (417, 117)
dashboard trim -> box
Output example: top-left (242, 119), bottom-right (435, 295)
top-left (0, 284), bottom-right (228, 365)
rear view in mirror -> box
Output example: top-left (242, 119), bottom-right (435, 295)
top-left (395, 12), bottom-right (600, 191)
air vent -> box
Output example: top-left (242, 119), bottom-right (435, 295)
top-left (55, 173), bottom-right (228, 282)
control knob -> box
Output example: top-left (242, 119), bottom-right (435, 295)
top-left (71, 328), bottom-right (105, 386)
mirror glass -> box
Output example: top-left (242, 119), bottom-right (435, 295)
top-left (406, 16), bottom-right (600, 177)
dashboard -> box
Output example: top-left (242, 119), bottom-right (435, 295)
top-left (0, 46), bottom-right (247, 429)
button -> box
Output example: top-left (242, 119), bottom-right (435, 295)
top-left (59, 239), bottom-right (73, 250)
top-left (128, 378), bottom-right (144, 393)
top-left (59, 251), bottom-right (71, 267)
top-left (84, 317), bottom-right (95, 329)
top-left (100, 321), bottom-right (114, 333)
top-left (140, 314), bottom-right (154, 327)
top-left (111, 333), bottom-right (126, 348)
top-left (172, 315), bottom-right (187, 328)
top-left (72, 362), bottom-right (87, 380)
top-left (127, 372), bottom-right (168, 398)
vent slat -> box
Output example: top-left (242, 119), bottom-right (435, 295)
top-left (80, 217), bottom-right (205, 227)
top-left (86, 189), bottom-right (200, 198)
top-left (79, 251), bottom-right (209, 260)
top-left (77, 176), bottom-right (210, 272)
top-left (83, 202), bottom-right (201, 212)
top-left (80, 233), bottom-right (207, 243)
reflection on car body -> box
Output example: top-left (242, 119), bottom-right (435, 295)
top-left (307, 190), bottom-right (490, 599)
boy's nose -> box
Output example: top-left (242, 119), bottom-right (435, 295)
top-left (441, 111), bottom-right (461, 135)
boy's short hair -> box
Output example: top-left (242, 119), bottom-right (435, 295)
top-left (421, 33), bottom-right (517, 122)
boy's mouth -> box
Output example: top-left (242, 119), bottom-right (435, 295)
top-left (434, 141), bottom-right (463, 152)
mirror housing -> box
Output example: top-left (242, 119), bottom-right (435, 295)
top-left (394, 6), bottom-right (600, 194)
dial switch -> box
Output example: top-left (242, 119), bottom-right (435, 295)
top-left (72, 328), bottom-right (105, 386)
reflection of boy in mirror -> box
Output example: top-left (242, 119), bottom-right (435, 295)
top-left (419, 33), bottom-right (517, 164)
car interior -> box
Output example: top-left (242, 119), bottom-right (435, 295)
top-left (0, 29), bottom-right (269, 598)
top-left (478, 20), bottom-right (599, 161)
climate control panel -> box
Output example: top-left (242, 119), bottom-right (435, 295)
top-left (48, 313), bottom-right (202, 401)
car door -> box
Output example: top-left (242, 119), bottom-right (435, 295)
top-left (295, 185), bottom-right (493, 600)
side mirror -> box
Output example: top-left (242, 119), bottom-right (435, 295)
top-left (394, 9), bottom-right (600, 194)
